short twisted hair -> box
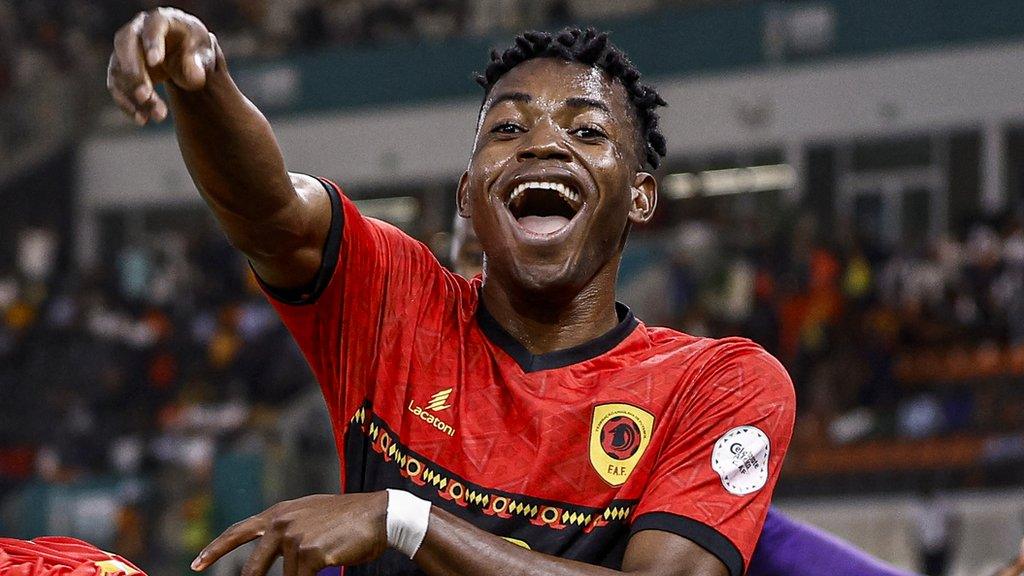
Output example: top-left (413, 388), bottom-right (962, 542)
top-left (476, 28), bottom-right (668, 169)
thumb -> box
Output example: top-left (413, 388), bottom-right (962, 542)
top-left (164, 25), bottom-right (217, 91)
top-left (173, 40), bottom-right (215, 91)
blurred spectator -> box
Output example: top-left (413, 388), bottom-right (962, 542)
top-left (615, 208), bottom-right (1024, 454)
top-left (913, 486), bottom-right (957, 576)
top-left (1, 1), bottom-right (1023, 570)
top-left (0, 0), bottom-right (653, 184)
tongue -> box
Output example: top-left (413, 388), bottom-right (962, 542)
top-left (517, 215), bottom-right (570, 234)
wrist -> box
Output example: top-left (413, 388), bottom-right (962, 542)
top-left (385, 489), bottom-right (432, 559)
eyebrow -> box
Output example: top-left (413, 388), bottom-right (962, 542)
top-left (485, 93), bottom-right (612, 114)
top-left (486, 91), bottom-right (532, 109)
top-left (565, 96), bottom-right (611, 113)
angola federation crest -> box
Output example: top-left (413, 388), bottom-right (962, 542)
top-left (589, 403), bottom-right (655, 486)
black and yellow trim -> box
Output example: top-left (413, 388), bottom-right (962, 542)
top-left (342, 402), bottom-right (639, 572)
top-left (348, 404), bottom-right (637, 529)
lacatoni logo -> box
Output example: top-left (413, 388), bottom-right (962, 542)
top-left (424, 388), bottom-right (452, 411)
top-left (408, 388), bottom-right (456, 436)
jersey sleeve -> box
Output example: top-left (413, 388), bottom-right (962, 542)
top-left (257, 177), bottom-right (463, 425)
top-left (629, 339), bottom-right (796, 576)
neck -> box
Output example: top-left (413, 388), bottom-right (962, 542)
top-left (480, 257), bottom-right (621, 355)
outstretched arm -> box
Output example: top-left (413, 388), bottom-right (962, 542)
top-left (106, 7), bottom-right (330, 290)
top-left (190, 493), bottom-right (728, 576)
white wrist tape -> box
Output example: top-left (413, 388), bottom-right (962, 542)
top-left (385, 489), bottom-right (432, 558)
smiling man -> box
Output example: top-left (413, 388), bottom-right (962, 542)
top-left (107, 9), bottom-right (794, 576)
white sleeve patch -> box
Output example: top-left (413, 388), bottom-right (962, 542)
top-left (711, 425), bottom-right (770, 496)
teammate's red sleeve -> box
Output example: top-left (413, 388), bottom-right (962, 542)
top-left (257, 177), bottom-right (463, 425)
top-left (0, 536), bottom-right (145, 576)
top-left (629, 338), bottom-right (796, 576)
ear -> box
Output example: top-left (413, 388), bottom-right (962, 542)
top-left (628, 171), bottom-right (657, 224)
top-left (456, 171), bottom-right (472, 218)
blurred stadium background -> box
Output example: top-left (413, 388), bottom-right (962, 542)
top-left (1, 0), bottom-right (1023, 575)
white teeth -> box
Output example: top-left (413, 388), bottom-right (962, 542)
top-left (509, 181), bottom-right (580, 205)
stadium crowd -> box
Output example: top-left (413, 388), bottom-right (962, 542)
top-left (0, 0), bottom-right (666, 178)
top-left (1, 0), bottom-right (1022, 571)
top-left (620, 211), bottom-right (1024, 451)
top-left (3, 206), bottom-right (1023, 494)
top-left (0, 0), bottom-right (661, 98)
top-left (0, 214), bottom-right (325, 568)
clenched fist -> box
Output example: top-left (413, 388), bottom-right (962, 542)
top-left (106, 7), bottom-right (218, 125)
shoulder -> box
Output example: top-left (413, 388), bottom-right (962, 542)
top-left (690, 338), bottom-right (795, 431)
top-left (700, 336), bottom-right (788, 375)
top-left (642, 327), bottom-right (793, 408)
top-left (700, 336), bottom-right (793, 401)
top-left (643, 327), bottom-right (784, 376)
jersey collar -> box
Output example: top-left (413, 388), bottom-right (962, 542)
top-left (475, 299), bottom-right (639, 373)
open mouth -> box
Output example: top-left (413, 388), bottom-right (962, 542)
top-left (506, 181), bottom-right (582, 235)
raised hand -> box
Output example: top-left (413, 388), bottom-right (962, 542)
top-left (106, 7), bottom-right (217, 125)
top-left (191, 493), bottom-right (389, 576)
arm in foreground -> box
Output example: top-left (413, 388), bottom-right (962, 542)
top-left (748, 508), bottom-right (917, 576)
top-left (750, 508), bottom-right (1024, 576)
top-left (416, 506), bottom-right (727, 576)
top-left (106, 7), bottom-right (330, 290)
top-left (190, 493), bottom-right (728, 576)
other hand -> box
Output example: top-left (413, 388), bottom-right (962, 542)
top-left (191, 493), bottom-right (389, 576)
top-left (106, 7), bottom-right (217, 125)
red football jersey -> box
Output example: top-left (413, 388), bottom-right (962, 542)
top-left (0, 537), bottom-right (144, 576)
top-left (261, 178), bottom-right (795, 576)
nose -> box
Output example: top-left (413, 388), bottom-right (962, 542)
top-left (516, 119), bottom-right (571, 162)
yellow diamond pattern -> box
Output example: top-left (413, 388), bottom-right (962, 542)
top-left (562, 511), bottom-right (592, 526)
top-left (354, 407), bottom-right (634, 534)
top-left (351, 407), bottom-right (366, 424)
top-left (422, 469), bottom-right (448, 489)
top-left (466, 489), bottom-right (489, 507)
top-left (602, 506), bottom-right (630, 521)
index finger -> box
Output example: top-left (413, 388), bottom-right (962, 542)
top-left (191, 515), bottom-right (266, 571)
top-left (112, 13), bottom-right (153, 105)
top-left (139, 9), bottom-right (170, 67)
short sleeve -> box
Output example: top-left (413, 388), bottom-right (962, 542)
top-left (629, 339), bottom-right (796, 576)
top-left (258, 177), bottom-right (466, 425)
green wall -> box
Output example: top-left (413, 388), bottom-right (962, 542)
top-left (227, 0), bottom-right (1024, 117)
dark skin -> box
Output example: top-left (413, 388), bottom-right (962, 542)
top-left (107, 8), bottom-right (723, 576)
top-left (458, 58), bottom-right (657, 354)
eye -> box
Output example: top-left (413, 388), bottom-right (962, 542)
top-left (491, 122), bottom-right (524, 135)
top-left (571, 125), bottom-right (607, 140)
